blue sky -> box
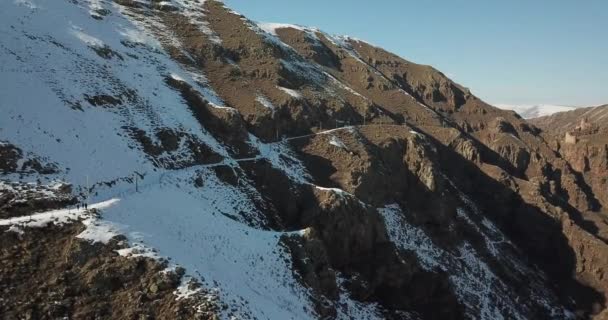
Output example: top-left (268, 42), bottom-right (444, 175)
top-left (223, 0), bottom-right (608, 107)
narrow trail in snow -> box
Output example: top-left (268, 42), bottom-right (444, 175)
top-left (0, 198), bottom-right (120, 226)
top-left (277, 123), bottom-right (417, 142)
top-left (0, 123), bottom-right (413, 222)
top-left (0, 124), bottom-right (409, 227)
top-left (85, 123), bottom-right (418, 204)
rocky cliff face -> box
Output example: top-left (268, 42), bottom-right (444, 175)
top-left (1, 0), bottom-right (608, 319)
top-left (529, 106), bottom-right (608, 290)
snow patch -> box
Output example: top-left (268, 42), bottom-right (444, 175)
top-left (7, 225), bottom-right (25, 235)
top-left (249, 134), bottom-right (312, 184)
top-left (257, 22), bottom-right (310, 36)
top-left (379, 203), bottom-right (570, 319)
top-left (71, 29), bottom-right (104, 47)
top-left (174, 277), bottom-right (204, 300)
top-left (171, 0), bottom-right (222, 44)
top-left (313, 185), bottom-right (350, 198)
top-left (14, 0), bottom-right (37, 9)
top-left (101, 178), bottom-right (317, 319)
top-left (77, 217), bottom-right (123, 244)
top-left (379, 204), bottom-right (443, 270)
top-left (255, 94), bottom-right (276, 111)
top-left (117, 241), bottom-right (161, 259)
top-left (329, 135), bottom-right (348, 150)
top-left (277, 86), bottom-right (302, 99)
top-left (334, 274), bottom-right (386, 319)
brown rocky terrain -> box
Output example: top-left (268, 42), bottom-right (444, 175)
top-left (1, 0), bottom-right (608, 319)
top-left (0, 222), bottom-right (219, 320)
top-left (0, 181), bottom-right (220, 320)
top-left (264, 21), bottom-right (608, 318)
top-left (530, 105), bottom-right (608, 268)
top-left (530, 106), bottom-right (608, 215)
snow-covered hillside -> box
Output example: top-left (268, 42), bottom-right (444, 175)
top-left (2, 0), bottom-right (600, 319)
top-left (0, 1), bottom-right (405, 318)
top-left (0, 0), bottom-right (319, 318)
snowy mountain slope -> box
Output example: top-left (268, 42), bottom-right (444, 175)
top-left (101, 179), bottom-right (316, 319)
top-left (0, 1), bottom-right (320, 318)
top-left (0, 1), bottom-right (400, 318)
top-left (2, 0), bottom-right (607, 319)
top-left (1, 0), bottom-right (214, 184)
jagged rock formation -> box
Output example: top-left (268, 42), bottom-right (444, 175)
top-left (1, 0), bottom-right (608, 319)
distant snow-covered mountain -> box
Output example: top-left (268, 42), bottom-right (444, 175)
top-left (495, 104), bottom-right (578, 119)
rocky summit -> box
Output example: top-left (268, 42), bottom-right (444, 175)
top-left (1, 1), bottom-right (607, 319)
